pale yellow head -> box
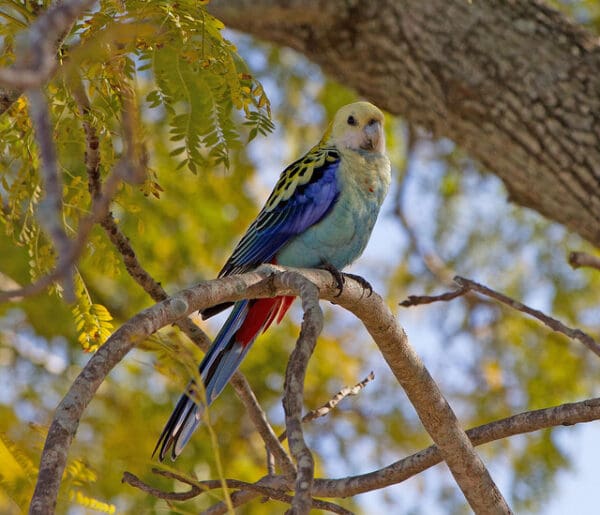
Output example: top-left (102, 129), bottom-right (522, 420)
top-left (324, 101), bottom-right (386, 154)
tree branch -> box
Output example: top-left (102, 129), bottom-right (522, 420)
top-left (229, 367), bottom-right (296, 477)
top-left (569, 251), bottom-right (600, 271)
top-left (400, 287), bottom-right (468, 307)
top-left (0, 0), bottom-right (96, 90)
top-left (25, 87), bottom-right (74, 299)
top-left (400, 275), bottom-right (600, 358)
top-left (279, 271), bottom-right (322, 514)
top-left (327, 278), bottom-right (512, 514)
top-left (311, 396), bottom-right (600, 497)
top-left (277, 372), bottom-right (375, 444)
top-left (122, 396), bottom-right (600, 508)
top-left (453, 276), bottom-right (600, 358)
top-left (0, 84), bottom-right (122, 303)
top-left (123, 471), bottom-right (353, 515)
top-left (29, 271), bottom-right (278, 514)
top-left (30, 269), bottom-right (511, 514)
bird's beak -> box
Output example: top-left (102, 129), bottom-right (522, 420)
top-left (361, 120), bottom-right (383, 152)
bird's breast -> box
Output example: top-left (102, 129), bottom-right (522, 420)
top-left (276, 150), bottom-right (390, 270)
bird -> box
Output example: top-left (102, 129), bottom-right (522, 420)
top-left (154, 101), bottom-right (391, 461)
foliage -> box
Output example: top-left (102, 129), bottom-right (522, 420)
top-left (0, 0), bottom-right (599, 514)
top-left (0, 0), bottom-right (273, 349)
top-left (72, 272), bottom-right (113, 352)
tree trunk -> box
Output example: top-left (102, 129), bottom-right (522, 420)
top-left (210, 0), bottom-right (600, 247)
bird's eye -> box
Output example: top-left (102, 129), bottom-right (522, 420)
top-left (347, 115), bottom-right (357, 126)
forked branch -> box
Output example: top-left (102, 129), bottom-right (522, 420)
top-left (30, 269), bottom-right (511, 514)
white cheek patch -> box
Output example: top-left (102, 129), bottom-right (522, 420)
top-left (340, 130), bottom-right (365, 150)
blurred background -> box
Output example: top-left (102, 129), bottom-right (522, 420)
top-left (1, 1), bottom-right (599, 513)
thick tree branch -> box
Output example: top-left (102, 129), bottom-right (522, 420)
top-left (210, 0), bottom-right (600, 247)
top-left (29, 271), bottom-right (276, 515)
top-left (326, 278), bottom-right (512, 514)
top-left (30, 269), bottom-right (510, 514)
top-left (311, 396), bottom-right (600, 498)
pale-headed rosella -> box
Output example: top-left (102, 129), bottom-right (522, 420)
top-left (155, 101), bottom-right (391, 460)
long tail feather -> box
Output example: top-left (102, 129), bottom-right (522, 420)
top-left (155, 296), bottom-right (294, 461)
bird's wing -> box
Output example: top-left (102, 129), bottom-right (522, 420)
top-left (221, 145), bottom-right (340, 276)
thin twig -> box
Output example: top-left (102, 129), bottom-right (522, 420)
top-left (400, 276), bottom-right (600, 358)
top-left (569, 251), bottom-right (600, 271)
top-left (453, 276), bottom-right (600, 358)
top-left (0, 0), bottom-right (96, 89)
top-left (399, 287), bottom-right (468, 307)
top-left (122, 471), bottom-right (202, 501)
top-left (70, 79), bottom-right (101, 199)
top-left (278, 372), bottom-right (375, 443)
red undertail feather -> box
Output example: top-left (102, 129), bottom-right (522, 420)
top-left (235, 295), bottom-right (295, 345)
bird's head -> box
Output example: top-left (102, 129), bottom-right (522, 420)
top-left (324, 101), bottom-right (386, 154)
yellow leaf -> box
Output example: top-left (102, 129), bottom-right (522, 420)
top-left (482, 361), bottom-right (503, 390)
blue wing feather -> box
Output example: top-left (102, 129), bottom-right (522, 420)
top-left (218, 147), bottom-right (340, 276)
top-left (200, 147), bottom-right (339, 319)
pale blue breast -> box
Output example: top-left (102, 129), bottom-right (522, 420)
top-left (276, 150), bottom-right (390, 270)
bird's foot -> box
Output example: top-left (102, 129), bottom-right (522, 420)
top-left (318, 262), bottom-right (346, 297)
top-left (318, 263), bottom-right (373, 298)
top-left (343, 272), bottom-right (373, 297)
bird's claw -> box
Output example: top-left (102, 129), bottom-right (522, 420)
top-left (343, 273), bottom-right (373, 297)
top-left (319, 263), bottom-right (373, 298)
top-left (319, 262), bottom-right (345, 297)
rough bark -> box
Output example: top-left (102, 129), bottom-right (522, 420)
top-left (209, 0), bottom-right (600, 247)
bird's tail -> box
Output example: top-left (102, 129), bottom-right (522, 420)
top-left (154, 295), bottom-right (294, 461)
